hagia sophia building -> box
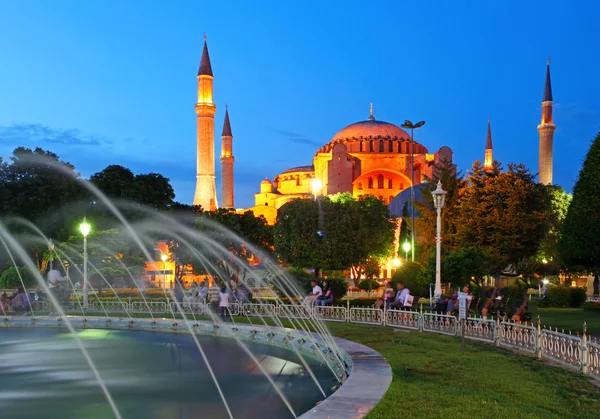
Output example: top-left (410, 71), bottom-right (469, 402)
top-left (192, 39), bottom-right (555, 274)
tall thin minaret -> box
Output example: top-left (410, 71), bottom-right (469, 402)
top-left (193, 36), bottom-right (217, 210)
top-left (484, 117), bottom-right (493, 171)
top-left (538, 57), bottom-right (555, 185)
top-left (220, 106), bottom-right (234, 208)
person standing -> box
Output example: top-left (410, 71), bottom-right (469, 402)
top-left (218, 286), bottom-right (231, 320)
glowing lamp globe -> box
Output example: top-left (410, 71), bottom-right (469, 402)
top-left (311, 178), bottom-right (322, 195)
top-left (161, 254), bottom-right (168, 262)
top-left (402, 241), bottom-right (411, 253)
top-left (79, 218), bottom-right (91, 237)
top-left (393, 258), bottom-right (401, 267)
top-left (432, 180), bottom-right (447, 210)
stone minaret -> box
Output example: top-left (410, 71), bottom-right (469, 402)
top-left (193, 36), bottom-right (217, 210)
top-left (220, 106), bottom-right (234, 208)
top-left (484, 117), bottom-right (493, 171)
top-left (538, 58), bottom-right (555, 185)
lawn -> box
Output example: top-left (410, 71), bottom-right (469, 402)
top-left (325, 323), bottom-right (600, 419)
top-left (529, 300), bottom-right (600, 336)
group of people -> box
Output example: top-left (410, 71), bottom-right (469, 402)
top-left (375, 281), bottom-right (413, 309)
top-left (0, 287), bottom-right (32, 315)
top-left (302, 280), bottom-right (335, 306)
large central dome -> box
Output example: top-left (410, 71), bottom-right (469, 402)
top-left (332, 118), bottom-right (411, 143)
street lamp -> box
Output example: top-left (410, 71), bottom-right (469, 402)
top-left (161, 253), bottom-right (168, 289)
top-left (48, 239), bottom-right (54, 271)
top-left (79, 217), bottom-right (91, 309)
top-left (392, 258), bottom-right (401, 267)
top-left (401, 119), bottom-right (425, 262)
top-left (402, 241), bottom-right (411, 262)
top-left (431, 180), bottom-right (447, 302)
top-left (311, 178), bottom-right (322, 200)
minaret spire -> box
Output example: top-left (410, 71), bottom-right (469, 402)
top-left (193, 37), bottom-right (217, 210)
top-left (220, 106), bottom-right (235, 208)
top-left (484, 117), bottom-right (493, 171)
top-left (538, 57), bottom-right (556, 185)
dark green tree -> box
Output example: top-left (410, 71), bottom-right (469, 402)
top-left (0, 266), bottom-right (38, 289)
top-left (89, 165), bottom-right (136, 200)
top-left (559, 132), bottom-right (600, 272)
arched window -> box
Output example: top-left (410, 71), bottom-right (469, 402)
top-left (389, 195), bottom-right (394, 202)
top-left (296, 176), bottom-right (300, 186)
top-left (388, 179), bottom-right (393, 189)
top-left (378, 195), bottom-right (384, 202)
top-left (368, 177), bottom-right (373, 189)
top-left (377, 174), bottom-right (384, 189)
top-left (357, 182), bottom-right (363, 190)
top-left (369, 141), bottom-right (374, 152)
top-left (379, 140), bottom-right (384, 152)
top-left (388, 141), bottom-right (393, 152)
top-left (360, 141), bottom-right (364, 152)
top-left (398, 142), bottom-right (403, 153)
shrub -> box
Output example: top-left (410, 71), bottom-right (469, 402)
top-left (392, 262), bottom-right (427, 298)
top-left (541, 286), bottom-right (571, 308)
top-left (569, 287), bottom-right (587, 308)
top-left (357, 279), bottom-right (380, 291)
top-left (0, 266), bottom-right (38, 289)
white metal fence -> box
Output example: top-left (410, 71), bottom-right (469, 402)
top-left (2, 300), bottom-right (598, 385)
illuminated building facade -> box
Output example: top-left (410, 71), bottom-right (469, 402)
top-left (247, 106), bottom-right (455, 225)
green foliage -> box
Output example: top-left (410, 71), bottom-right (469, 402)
top-left (391, 261), bottom-right (427, 297)
top-left (274, 194), bottom-right (396, 272)
top-left (455, 161), bottom-right (550, 271)
top-left (276, 269), bottom-right (348, 300)
top-left (420, 247), bottom-right (495, 288)
top-left (559, 132), bottom-right (600, 272)
top-left (357, 279), bottom-right (381, 291)
top-left (0, 266), bottom-right (38, 289)
top-left (540, 286), bottom-right (587, 308)
top-left (414, 160), bottom-right (462, 263)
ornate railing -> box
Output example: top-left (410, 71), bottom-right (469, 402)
top-left (92, 301), bottom-right (129, 313)
top-left (386, 309), bottom-right (420, 330)
top-left (349, 308), bottom-right (383, 325)
top-left (586, 337), bottom-right (600, 380)
top-left (462, 317), bottom-right (497, 343)
top-left (498, 322), bottom-right (537, 354)
top-left (314, 306), bottom-right (347, 322)
top-left (278, 304), bottom-right (311, 319)
top-left (130, 301), bottom-right (166, 313)
top-left (241, 303), bottom-right (276, 317)
top-left (422, 312), bottom-right (458, 336)
top-left (169, 302), bottom-right (205, 315)
top-left (30, 301), bottom-right (49, 312)
top-left (540, 328), bottom-right (582, 370)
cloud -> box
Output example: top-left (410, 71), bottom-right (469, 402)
top-left (0, 123), bottom-right (113, 147)
top-left (268, 127), bottom-right (320, 147)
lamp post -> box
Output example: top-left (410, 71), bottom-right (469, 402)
top-left (431, 180), bottom-right (447, 302)
top-left (401, 120), bottom-right (425, 262)
top-left (80, 217), bottom-right (91, 309)
top-left (48, 239), bottom-right (54, 271)
top-left (311, 178), bottom-right (322, 200)
top-left (161, 253), bottom-right (168, 289)
top-left (402, 241), bottom-right (411, 262)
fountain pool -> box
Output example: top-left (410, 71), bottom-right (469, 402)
top-left (0, 326), bottom-right (337, 419)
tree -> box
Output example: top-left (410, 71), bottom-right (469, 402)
top-left (133, 173), bottom-right (175, 210)
top-left (559, 132), bottom-right (600, 272)
top-left (0, 266), bottom-right (38, 289)
top-left (90, 165), bottom-right (136, 200)
top-left (538, 185), bottom-right (571, 266)
top-left (413, 160), bottom-right (463, 263)
top-left (274, 194), bottom-right (396, 274)
top-left (454, 161), bottom-right (550, 273)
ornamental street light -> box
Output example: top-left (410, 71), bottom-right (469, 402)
top-left (393, 258), bottom-right (401, 267)
top-left (431, 180), bottom-right (447, 302)
top-left (401, 119), bottom-right (425, 262)
top-left (402, 241), bottom-right (411, 262)
top-left (161, 253), bottom-right (168, 289)
top-left (80, 217), bottom-right (91, 309)
top-left (48, 239), bottom-right (55, 271)
top-left (311, 178), bottom-right (322, 200)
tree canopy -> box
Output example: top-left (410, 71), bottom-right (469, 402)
top-left (559, 132), bottom-right (600, 272)
top-left (274, 194), bottom-right (396, 273)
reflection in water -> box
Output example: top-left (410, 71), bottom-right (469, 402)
top-left (0, 329), bottom-right (333, 419)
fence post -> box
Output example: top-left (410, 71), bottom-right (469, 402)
top-left (582, 321), bottom-right (589, 375)
top-left (419, 304), bottom-right (423, 332)
top-left (496, 315), bottom-right (501, 347)
top-left (536, 316), bottom-right (542, 360)
top-left (383, 304), bottom-right (387, 327)
top-left (346, 299), bottom-right (350, 323)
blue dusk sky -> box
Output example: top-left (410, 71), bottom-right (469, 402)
top-left (0, 1), bottom-right (598, 208)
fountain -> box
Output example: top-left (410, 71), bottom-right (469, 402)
top-left (0, 157), bottom-right (355, 419)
